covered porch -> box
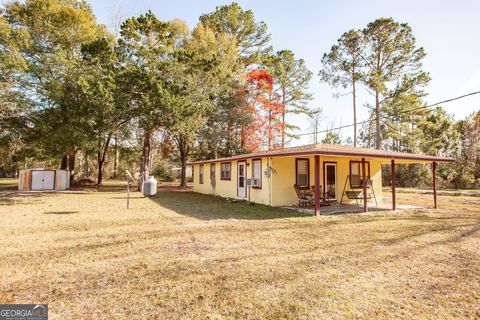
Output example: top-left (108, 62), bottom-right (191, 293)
top-left (307, 155), bottom-right (448, 216)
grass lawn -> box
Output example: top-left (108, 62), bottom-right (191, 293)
top-left (0, 177), bottom-right (18, 190)
top-left (1, 180), bottom-right (479, 319)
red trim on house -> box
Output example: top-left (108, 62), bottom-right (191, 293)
top-left (432, 161), bottom-right (437, 209)
top-left (295, 158), bottom-right (310, 187)
top-left (323, 161), bottom-right (337, 197)
top-left (220, 162), bottom-right (231, 181)
top-left (251, 158), bottom-right (262, 189)
top-left (362, 158), bottom-right (368, 213)
top-left (314, 155), bottom-right (320, 216)
top-left (391, 159), bottom-right (396, 210)
top-left (237, 161), bottom-right (247, 198)
top-left (349, 160), bottom-right (370, 189)
top-left (190, 148), bottom-right (455, 165)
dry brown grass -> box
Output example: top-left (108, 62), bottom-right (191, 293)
top-left (1, 180), bottom-right (479, 319)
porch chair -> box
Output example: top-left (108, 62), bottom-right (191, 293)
top-left (294, 184), bottom-right (313, 207)
top-left (310, 185), bottom-right (333, 206)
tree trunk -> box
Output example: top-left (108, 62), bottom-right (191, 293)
top-left (177, 136), bottom-right (190, 188)
top-left (180, 157), bottom-right (187, 187)
top-left (97, 133), bottom-right (112, 185)
top-left (281, 86), bottom-right (286, 147)
top-left (352, 74), bottom-right (357, 147)
top-left (268, 109), bottom-right (272, 150)
top-left (138, 130), bottom-right (152, 192)
top-left (84, 154), bottom-right (89, 177)
top-left (61, 155), bottom-right (68, 170)
top-left (375, 91), bottom-right (381, 150)
top-left (68, 150), bottom-right (76, 185)
top-left (226, 123), bottom-right (231, 156)
top-left (113, 135), bottom-right (118, 179)
top-left (240, 126), bottom-right (245, 150)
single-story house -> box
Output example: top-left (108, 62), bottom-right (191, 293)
top-left (191, 144), bottom-right (454, 215)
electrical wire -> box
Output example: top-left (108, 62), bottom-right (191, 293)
top-left (297, 90), bottom-right (480, 137)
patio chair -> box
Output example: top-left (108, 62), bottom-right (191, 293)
top-left (324, 184), bottom-right (336, 204)
top-left (310, 185), bottom-right (332, 206)
top-left (294, 184), bottom-right (313, 207)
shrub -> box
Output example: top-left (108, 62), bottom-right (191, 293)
top-left (152, 165), bottom-right (176, 182)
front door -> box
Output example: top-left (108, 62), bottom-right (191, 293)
top-left (324, 163), bottom-right (337, 200)
top-left (237, 162), bottom-right (246, 198)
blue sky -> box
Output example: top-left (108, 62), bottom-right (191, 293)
top-left (89, 0), bottom-right (480, 146)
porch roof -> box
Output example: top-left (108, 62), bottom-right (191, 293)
top-left (191, 144), bottom-right (455, 164)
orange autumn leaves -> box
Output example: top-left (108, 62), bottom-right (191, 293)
top-left (239, 69), bottom-right (285, 152)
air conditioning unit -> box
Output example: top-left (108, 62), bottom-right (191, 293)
top-left (251, 178), bottom-right (260, 187)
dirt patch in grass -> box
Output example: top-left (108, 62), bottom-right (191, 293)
top-left (1, 182), bottom-right (479, 319)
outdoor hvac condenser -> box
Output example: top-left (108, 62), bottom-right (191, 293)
top-left (18, 169), bottom-right (70, 191)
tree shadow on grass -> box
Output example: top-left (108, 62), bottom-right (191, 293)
top-left (43, 211), bottom-right (79, 215)
top-left (147, 189), bottom-right (309, 221)
top-left (0, 191), bottom-right (56, 199)
top-left (0, 198), bottom-right (41, 206)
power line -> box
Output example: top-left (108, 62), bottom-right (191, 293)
top-left (393, 90), bottom-right (480, 116)
top-left (297, 90), bottom-right (480, 137)
top-left (297, 119), bottom-right (372, 137)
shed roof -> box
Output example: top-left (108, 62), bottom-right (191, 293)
top-left (191, 144), bottom-right (455, 164)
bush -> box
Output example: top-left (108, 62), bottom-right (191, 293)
top-left (152, 165), bottom-right (176, 182)
top-left (161, 174), bottom-right (175, 182)
top-left (151, 166), bottom-right (167, 178)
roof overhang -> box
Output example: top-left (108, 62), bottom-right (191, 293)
top-left (191, 150), bottom-right (455, 165)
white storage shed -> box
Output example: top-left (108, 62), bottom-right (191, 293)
top-left (18, 169), bottom-right (70, 191)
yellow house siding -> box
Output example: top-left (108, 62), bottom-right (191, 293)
top-left (269, 155), bottom-right (383, 207)
top-left (245, 157), bottom-right (271, 205)
top-left (192, 159), bottom-right (273, 205)
top-left (270, 156), bottom-right (297, 206)
top-left (193, 155), bottom-right (384, 208)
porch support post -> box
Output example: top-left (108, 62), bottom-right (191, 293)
top-left (391, 159), bottom-right (396, 211)
top-left (314, 155), bottom-right (320, 216)
top-left (432, 161), bottom-right (437, 209)
top-left (362, 157), bottom-right (367, 213)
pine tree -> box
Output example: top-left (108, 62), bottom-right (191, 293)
top-left (319, 30), bottom-right (364, 146)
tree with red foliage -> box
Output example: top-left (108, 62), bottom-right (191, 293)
top-left (239, 69), bottom-right (285, 152)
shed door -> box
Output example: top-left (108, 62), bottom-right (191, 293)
top-left (31, 171), bottom-right (44, 190)
top-left (42, 171), bottom-right (55, 189)
top-left (31, 171), bottom-right (55, 190)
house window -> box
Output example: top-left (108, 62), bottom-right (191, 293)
top-left (199, 164), bottom-right (204, 184)
top-left (220, 162), bottom-right (231, 180)
top-left (210, 163), bottom-right (215, 182)
top-left (251, 159), bottom-right (262, 188)
top-left (295, 158), bottom-right (309, 187)
top-left (350, 161), bottom-right (370, 188)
